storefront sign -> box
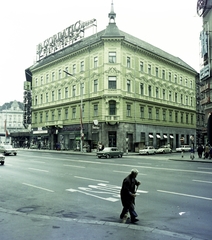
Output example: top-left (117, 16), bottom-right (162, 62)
top-left (36, 18), bottom-right (96, 61)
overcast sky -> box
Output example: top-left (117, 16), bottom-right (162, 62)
top-left (0, 0), bottom-right (202, 106)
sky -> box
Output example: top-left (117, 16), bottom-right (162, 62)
top-left (0, 0), bottom-right (203, 106)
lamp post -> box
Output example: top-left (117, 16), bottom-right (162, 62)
top-left (64, 71), bottom-right (84, 152)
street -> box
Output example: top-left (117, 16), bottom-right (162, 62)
top-left (0, 150), bottom-right (211, 240)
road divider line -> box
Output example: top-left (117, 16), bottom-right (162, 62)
top-left (22, 183), bottom-right (54, 192)
top-left (74, 176), bottom-right (109, 183)
top-left (63, 165), bottom-right (85, 168)
top-left (193, 179), bottom-right (212, 184)
top-left (28, 168), bottom-right (49, 172)
top-left (113, 170), bottom-right (147, 175)
top-left (157, 190), bottom-right (212, 201)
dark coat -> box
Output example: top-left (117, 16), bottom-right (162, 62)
top-left (120, 174), bottom-right (139, 206)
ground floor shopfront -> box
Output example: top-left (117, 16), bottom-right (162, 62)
top-left (28, 122), bottom-right (196, 153)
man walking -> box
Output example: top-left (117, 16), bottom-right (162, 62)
top-left (120, 169), bottom-right (141, 223)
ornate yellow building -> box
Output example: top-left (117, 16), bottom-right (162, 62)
top-left (26, 2), bottom-right (197, 152)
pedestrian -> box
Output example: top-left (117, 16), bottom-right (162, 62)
top-left (120, 169), bottom-right (141, 223)
top-left (197, 145), bottom-right (203, 158)
top-left (204, 145), bottom-right (210, 159)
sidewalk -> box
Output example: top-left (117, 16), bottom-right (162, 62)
top-left (169, 152), bottom-right (212, 163)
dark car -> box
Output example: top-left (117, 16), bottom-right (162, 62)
top-left (0, 153), bottom-right (5, 165)
top-left (96, 147), bottom-right (123, 158)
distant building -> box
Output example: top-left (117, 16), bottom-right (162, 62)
top-left (0, 100), bottom-right (25, 144)
top-left (25, 2), bottom-right (197, 152)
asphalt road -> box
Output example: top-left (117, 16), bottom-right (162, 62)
top-left (0, 150), bottom-right (211, 240)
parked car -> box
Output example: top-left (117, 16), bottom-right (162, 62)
top-left (176, 145), bottom-right (191, 152)
top-left (0, 145), bottom-right (17, 156)
top-left (156, 145), bottom-right (172, 154)
top-left (0, 154), bottom-right (5, 165)
top-left (96, 147), bottom-right (123, 158)
top-left (139, 146), bottom-right (156, 155)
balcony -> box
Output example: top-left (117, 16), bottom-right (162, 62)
top-left (45, 120), bottom-right (63, 128)
top-left (105, 115), bottom-right (120, 125)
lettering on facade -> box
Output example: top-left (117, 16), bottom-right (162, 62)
top-left (36, 19), bottom-right (96, 61)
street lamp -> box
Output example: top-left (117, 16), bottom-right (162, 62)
top-left (190, 135), bottom-right (195, 160)
top-left (64, 70), bottom-right (84, 152)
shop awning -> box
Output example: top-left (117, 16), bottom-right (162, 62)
top-left (163, 135), bottom-right (167, 138)
top-left (170, 135), bottom-right (174, 138)
top-left (156, 134), bottom-right (161, 138)
top-left (149, 134), bottom-right (154, 138)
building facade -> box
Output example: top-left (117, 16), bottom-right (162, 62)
top-left (197, 0), bottom-right (212, 145)
top-left (26, 3), bottom-right (197, 152)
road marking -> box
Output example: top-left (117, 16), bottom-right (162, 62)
top-left (63, 164), bottom-right (85, 168)
top-left (193, 179), bottom-right (212, 184)
top-left (28, 168), bottom-right (49, 173)
top-left (22, 183), bottom-right (54, 192)
top-left (74, 176), bottom-right (109, 183)
top-left (198, 167), bottom-right (212, 170)
top-left (157, 190), bottom-right (212, 201)
top-left (113, 170), bottom-right (147, 175)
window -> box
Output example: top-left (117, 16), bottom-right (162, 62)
top-left (175, 93), bottom-right (178, 103)
top-left (35, 78), bottom-right (38, 86)
top-left (186, 114), bottom-right (188, 124)
top-left (65, 87), bottom-right (68, 98)
top-left (65, 109), bottom-right (68, 120)
top-left (140, 61), bottom-right (144, 72)
top-left (181, 94), bottom-right (183, 104)
top-left (162, 70), bottom-right (165, 80)
top-left (41, 76), bottom-right (43, 85)
top-left (46, 112), bottom-right (48, 122)
top-left (186, 96), bottom-right (188, 105)
top-left (35, 96), bottom-right (38, 105)
top-left (191, 97), bottom-right (193, 106)
top-left (52, 111), bottom-right (55, 121)
top-left (191, 115), bottom-right (194, 124)
top-left (40, 94), bottom-right (43, 104)
top-left (65, 67), bottom-right (69, 77)
top-left (80, 61), bottom-right (84, 72)
top-left (169, 91), bottom-right (172, 101)
top-left (94, 79), bottom-right (98, 93)
top-left (169, 110), bottom-right (172, 122)
top-left (94, 104), bottom-right (98, 117)
top-left (156, 87), bottom-right (159, 98)
top-left (46, 93), bottom-right (48, 103)
top-left (109, 52), bottom-right (116, 63)
top-left (140, 83), bottom-right (144, 95)
top-left (169, 72), bottom-right (171, 81)
top-left (52, 91), bottom-right (55, 101)
top-left (148, 85), bottom-right (152, 97)
top-left (140, 106), bottom-right (144, 118)
top-left (72, 107), bottom-right (76, 119)
top-left (163, 109), bottom-right (167, 121)
top-left (109, 100), bottom-right (116, 115)
top-left (185, 78), bottom-right (188, 87)
top-left (156, 108), bottom-right (159, 120)
top-left (58, 110), bottom-right (61, 120)
top-left (148, 64), bottom-right (151, 75)
top-left (58, 69), bottom-right (62, 79)
top-left (148, 107), bottom-right (152, 119)
top-left (73, 64), bottom-right (76, 74)
top-left (58, 89), bottom-right (61, 100)
top-left (72, 85), bottom-right (76, 97)
top-left (35, 113), bottom-right (37, 124)
top-left (46, 74), bottom-right (49, 83)
top-left (175, 112), bottom-right (178, 123)
top-left (40, 113), bottom-right (43, 123)
top-left (180, 77), bottom-right (182, 85)
top-left (127, 104), bottom-right (131, 117)
top-left (155, 67), bottom-right (159, 78)
top-left (127, 80), bottom-right (131, 92)
top-left (127, 57), bottom-right (131, 68)
top-left (163, 89), bottom-right (166, 100)
top-left (52, 72), bottom-right (55, 81)
top-left (94, 57), bottom-right (98, 68)
top-left (181, 113), bottom-right (184, 123)
top-left (108, 76), bottom-right (116, 89)
top-left (81, 82), bottom-right (84, 95)
top-left (174, 74), bottom-right (177, 83)
top-left (190, 80), bottom-right (193, 88)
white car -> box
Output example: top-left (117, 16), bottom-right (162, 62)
top-left (176, 145), bottom-right (191, 152)
top-left (139, 146), bottom-right (156, 155)
top-left (0, 145), bottom-right (17, 156)
top-left (156, 145), bottom-right (172, 154)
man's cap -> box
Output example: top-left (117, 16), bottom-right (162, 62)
top-left (131, 169), bottom-right (139, 174)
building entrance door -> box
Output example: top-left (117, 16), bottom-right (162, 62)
top-left (108, 131), bottom-right (116, 147)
